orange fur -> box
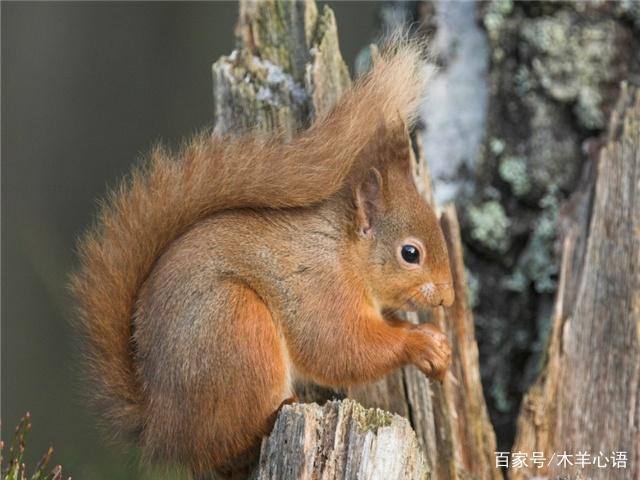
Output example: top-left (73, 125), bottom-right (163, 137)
top-left (70, 40), bottom-right (452, 478)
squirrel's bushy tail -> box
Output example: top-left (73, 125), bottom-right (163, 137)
top-left (69, 40), bottom-right (431, 436)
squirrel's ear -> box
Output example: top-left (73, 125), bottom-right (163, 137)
top-left (354, 167), bottom-right (384, 237)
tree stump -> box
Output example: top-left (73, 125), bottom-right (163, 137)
top-left (256, 400), bottom-right (428, 480)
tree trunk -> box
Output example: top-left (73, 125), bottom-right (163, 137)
top-left (510, 84), bottom-right (640, 480)
top-left (211, 1), bottom-right (498, 478)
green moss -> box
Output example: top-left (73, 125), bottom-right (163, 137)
top-left (251, 0), bottom-right (316, 82)
top-left (308, 6), bottom-right (351, 98)
top-left (350, 401), bottom-right (393, 432)
top-left (522, 12), bottom-right (622, 129)
top-left (513, 65), bottom-right (534, 95)
top-left (489, 137), bottom-right (506, 156)
top-left (310, 4), bottom-right (332, 46)
top-left (499, 156), bottom-right (531, 197)
top-left (490, 380), bottom-right (512, 413)
top-left (482, 0), bottom-right (514, 62)
top-left (504, 270), bottom-right (529, 293)
top-left (524, 94), bottom-right (580, 194)
top-left (503, 193), bottom-right (559, 294)
top-left (524, 196), bottom-right (559, 293)
top-left (468, 201), bottom-right (511, 254)
top-left (483, 0), bottom-right (514, 44)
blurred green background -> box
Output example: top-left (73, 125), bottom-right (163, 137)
top-left (1, 2), bottom-right (378, 478)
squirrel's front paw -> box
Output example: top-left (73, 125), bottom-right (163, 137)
top-left (406, 323), bottom-right (451, 382)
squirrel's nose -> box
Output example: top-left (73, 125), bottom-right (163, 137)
top-left (435, 283), bottom-right (454, 307)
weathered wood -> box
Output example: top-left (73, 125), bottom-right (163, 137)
top-left (437, 206), bottom-right (501, 480)
top-left (212, 0), bottom-right (349, 137)
top-left (511, 84), bottom-right (640, 480)
top-left (211, 1), bottom-right (499, 478)
top-left (256, 400), bottom-right (428, 480)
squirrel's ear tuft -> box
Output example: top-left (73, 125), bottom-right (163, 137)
top-left (354, 168), bottom-right (384, 237)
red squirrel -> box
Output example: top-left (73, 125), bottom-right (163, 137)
top-left (70, 40), bottom-right (454, 478)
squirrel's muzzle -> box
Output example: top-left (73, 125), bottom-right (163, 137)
top-left (419, 282), bottom-right (454, 308)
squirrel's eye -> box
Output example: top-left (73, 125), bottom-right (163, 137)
top-left (401, 244), bottom-right (420, 264)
